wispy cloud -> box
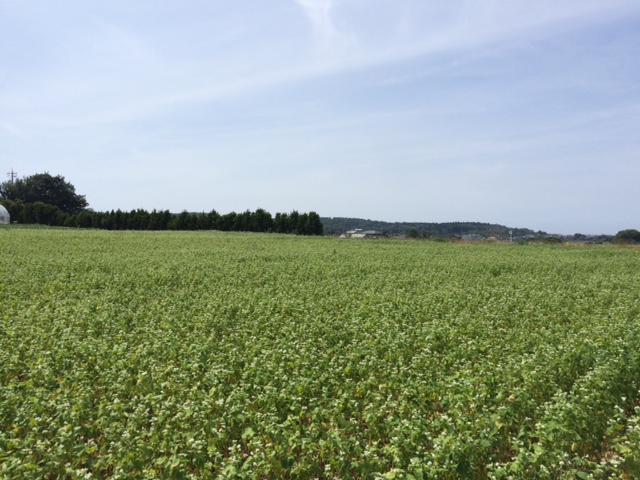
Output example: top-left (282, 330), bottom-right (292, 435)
top-left (294, 0), bottom-right (344, 54)
top-left (5, 1), bottom-right (636, 128)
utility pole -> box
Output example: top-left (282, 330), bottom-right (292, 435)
top-left (7, 169), bottom-right (17, 183)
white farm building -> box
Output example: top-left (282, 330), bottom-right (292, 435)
top-left (0, 205), bottom-right (9, 224)
top-left (340, 229), bottom-right (387, 239)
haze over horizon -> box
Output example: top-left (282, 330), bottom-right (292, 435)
top-left (2, 1), bottom-right (639, 235)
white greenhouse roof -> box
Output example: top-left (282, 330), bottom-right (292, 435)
top-left (0, 204), bottom-right (10, 224)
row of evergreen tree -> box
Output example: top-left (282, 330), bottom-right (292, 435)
top-left (1, 200), bottom-right (324, 235)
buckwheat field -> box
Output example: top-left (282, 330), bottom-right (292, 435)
top-left (1, 228), bottom-right (639, 479)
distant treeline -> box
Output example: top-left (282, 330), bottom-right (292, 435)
top-left (0, 199), bottom-right (323, 235)
top-left (321, 217), bottom-right (540, 238)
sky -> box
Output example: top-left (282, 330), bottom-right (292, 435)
top-left (1, 1), bottom-right (639, 234)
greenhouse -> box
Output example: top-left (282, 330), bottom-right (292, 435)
top-left (0, 204), bottom-right (10, 224)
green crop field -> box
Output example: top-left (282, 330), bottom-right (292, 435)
top-left (1, 228), bottom-right (639, 479)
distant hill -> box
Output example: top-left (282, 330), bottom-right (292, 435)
top-left (321, 217), bottom-right (542, 238)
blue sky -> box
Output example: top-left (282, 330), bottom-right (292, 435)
top-left (1, 1), bottom-right (639, 234)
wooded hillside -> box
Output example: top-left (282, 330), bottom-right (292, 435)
top-left (321, 217), bottom-right (540, 238)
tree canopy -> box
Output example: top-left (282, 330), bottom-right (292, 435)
top-left (614, 229), bottom-right (640, 244)
top-left (0, 173), bottom-right (88, 214)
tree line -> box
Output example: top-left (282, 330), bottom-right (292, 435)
top-left (1, 199), bottom-right (323, 235)
top-left (0, 173), bottom-right (323, 235)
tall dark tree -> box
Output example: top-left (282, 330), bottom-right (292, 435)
top-left (288, 210), bottom-right (300, 234)
top-left (307, 212), bottom-right (323, 235)
top-left (274, 213), bottom-right (288, 233)
top-left (0, 173), bottom-right (88, 214)
top-left (207, 209), bottom-right (220, 230)
top-left (148, 209), bottom-right (171, 230)
top-left (220, 212), bottom-right (237, 231)
top-left (252, 208), bottom-right (273, 232)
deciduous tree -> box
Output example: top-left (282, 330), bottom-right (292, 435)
top-left (0, 172), bottom-right (88, 214)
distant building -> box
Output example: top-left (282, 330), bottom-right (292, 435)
top-left (0, 205), bottom-right (10, 224)
top-left (461, 234), bottom-right (484, 241)
top-left (340, 229), bottom-right (387, 239)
